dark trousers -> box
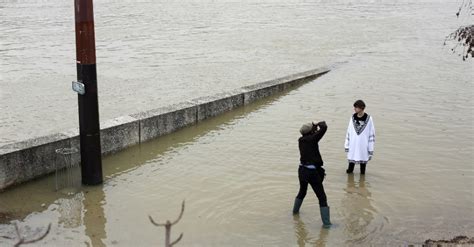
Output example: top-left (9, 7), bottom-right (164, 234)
top-left (296, 166), bottom-right (328, 207)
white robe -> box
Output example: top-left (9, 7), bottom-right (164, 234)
top-left (344, 114), bottom-right (375, 163)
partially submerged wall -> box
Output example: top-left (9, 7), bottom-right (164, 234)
top-left (0, 67), bottom-right (329, 190)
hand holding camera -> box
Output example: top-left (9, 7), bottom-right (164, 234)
top-left (311, 121), bottom-right (326, 133)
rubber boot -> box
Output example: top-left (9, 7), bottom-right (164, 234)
top-left (346, 163), bottom-right (355, 174)
top-left (360, 163), bottom-right (366, 174)
top-left (292, 198), bottom-right (303, 214)
top-left (319, 206), bottom-right (332, 228)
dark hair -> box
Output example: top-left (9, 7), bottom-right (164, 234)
top-left (353, 100), bottom-right (366, 109)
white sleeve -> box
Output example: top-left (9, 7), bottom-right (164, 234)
top-left (344, 118), bottom-right (351, 150)
top-left (368, 117), bottom-right (375, 154)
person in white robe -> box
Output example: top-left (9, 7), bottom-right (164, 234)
top-left (344, 100), bottom-right (375, 174)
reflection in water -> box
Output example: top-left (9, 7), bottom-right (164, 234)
top-left (293, 215), bottom-right (329, 247)
top-left (57, 193), bottom-right (83, 229)
top-left (342, 174), bottom-right (377, 244)
top-left (83, 186), bottom-right (107, 247)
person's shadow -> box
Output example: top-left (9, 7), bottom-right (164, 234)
top-left (293, 214), bottom-right (330, 247)
top-left (341, 174), bottom-right (376, 243)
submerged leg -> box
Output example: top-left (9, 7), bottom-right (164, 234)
top-left (293, 198), bottom-right (304, 214)
top-left (307, 171), bottom-right (332, 228)
top-left (319, 206), bottom-right (332, 228)
top-left (346, 162), bottom-right (355, 174)
top-left (360, 163), bottom-right (366, 174)
top-left (308, 171), bottom-right (328, 207)
top-left (294, 167), bottom-right (308, 214)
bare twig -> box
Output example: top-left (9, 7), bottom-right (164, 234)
top-left (13, 223), bottom-right (21, 246)
top-left (170, 200), bottom-right (185, 226)
top-left (5, 222), bottom-right (51, 247)
top-left (19, 223), bottom-right (51, 246)
top-left (170, 233), bottom-right (183, 247)
top-left (148, 215), bottom-right (166, 227)
top-left (445, 25), bottom-right (474, 60)
top-left (446, 0), bottom-right (474, 60)
top-left (148, 200), bottom-right (185, 247)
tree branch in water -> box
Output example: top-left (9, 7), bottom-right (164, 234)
top-left (149, 200), bottom-right (185, 247)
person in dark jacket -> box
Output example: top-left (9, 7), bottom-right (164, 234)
top-left (292, 121), bottom-right (332, 228)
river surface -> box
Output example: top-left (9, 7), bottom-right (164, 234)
top-left (1, 0), bottom-right (473, 246)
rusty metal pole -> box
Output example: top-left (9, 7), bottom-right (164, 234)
top-left (74, 0), bottom-right (103, 185)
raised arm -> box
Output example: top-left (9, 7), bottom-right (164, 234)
top-left (311, 121), bottom-right (327, 142)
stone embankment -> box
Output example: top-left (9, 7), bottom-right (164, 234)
top-left (0, 67), bottom-right (329, 191)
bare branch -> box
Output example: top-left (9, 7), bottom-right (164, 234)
top-left (21, 223), bottom-right (51, 245)
top-left (148, 200), bottom-right (185, 227)
top-left (170, 233), bottom-right (183, 247)
top-left (446, 0), bottom-right (473, 60)
top-left (446, 25), bottom-right (474, 60)
top-left (148, 215), bottom-right (166, 227)
top-left (148, 200), bottom-right (186, 247)
top-left (170, 200), bottom-right (185, 226)
top-left (13, 240), bottom-right (24, 247)
top-left (8, 222), bottom-right (51, 247)
top-left (13, 223), bottom-right (23, 247)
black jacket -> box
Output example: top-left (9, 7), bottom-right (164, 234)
top-left (298, 121), bottom-right (327, 166)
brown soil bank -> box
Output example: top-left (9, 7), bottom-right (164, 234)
top-left (424, 236), bottom-right (474, 246)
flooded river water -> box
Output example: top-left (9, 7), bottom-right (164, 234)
top-left (1, 0), bottom-right (473, 246)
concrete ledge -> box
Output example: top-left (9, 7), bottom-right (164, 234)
top-left (132, 102), bottom-right (197, 143)
top-left (192, 90), bottom-right (244, 122)
top-left (101, 115), bottom-right (140, 155)
top-left (242, 67), bottom-right (329, 105)
top-left (0, 133), bottom-right (72, 190)
top-left (0, 67), bottom-right (330, 191)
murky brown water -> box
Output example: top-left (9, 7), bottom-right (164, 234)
top-left (1, 0), bottom-right (473, 246)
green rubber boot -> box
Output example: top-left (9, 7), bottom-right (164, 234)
top-left (320, 206), bottom-right (332, 228)
top-left (292, 198), bottom-right (303, 214)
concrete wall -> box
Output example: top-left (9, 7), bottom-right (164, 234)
top-left (193, 90), bottom-right (244, 122)
top-left (0, 133), bottom-right (74, 190)
top-left (101, 116), bottom-right (140, 155)
top-left (132, 102), bottom-right (198, 143)
top-left (0, 67), bottom-right (329, 190)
